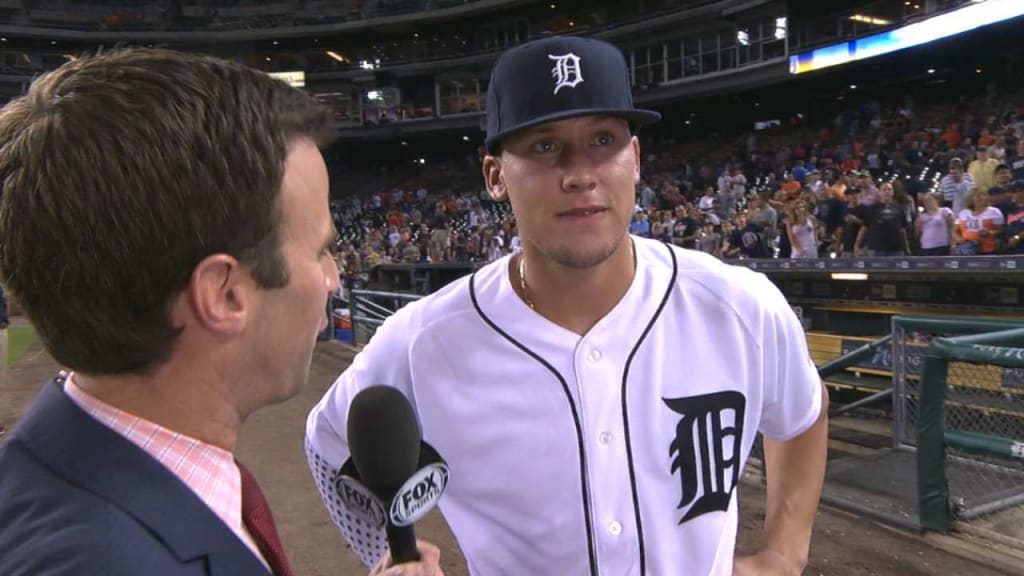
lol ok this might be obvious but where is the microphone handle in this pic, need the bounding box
[385,522,421,564]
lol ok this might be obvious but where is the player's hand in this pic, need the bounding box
[732,549,803,576]
[370,541,445,576]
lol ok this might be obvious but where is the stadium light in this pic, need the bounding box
[774,17,787,40]
[832,273,869,281]
[849,14,892,25]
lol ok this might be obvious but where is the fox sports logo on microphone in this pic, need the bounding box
[389,462,449,527]
[335,475,387,529]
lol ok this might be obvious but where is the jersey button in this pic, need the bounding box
[599,432,612,445]
[608,521,622,536]
[588,348,602,362]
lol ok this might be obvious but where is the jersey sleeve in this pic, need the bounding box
[755,274,823,441]
[304,311,418,568]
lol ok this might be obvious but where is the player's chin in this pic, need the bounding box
[550,237,623,269]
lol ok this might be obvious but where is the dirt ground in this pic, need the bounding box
[2,334,1022,576]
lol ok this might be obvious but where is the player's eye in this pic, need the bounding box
[592,132,615,146]
[531,138,560,154]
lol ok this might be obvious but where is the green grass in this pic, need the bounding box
[6,325,35,368]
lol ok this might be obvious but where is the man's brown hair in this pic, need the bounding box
[0,48,335,375]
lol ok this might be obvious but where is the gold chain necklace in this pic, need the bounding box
[518,238,636,310]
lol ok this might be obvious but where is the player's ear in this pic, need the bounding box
[632,135,641,185]
[483,155,508,202]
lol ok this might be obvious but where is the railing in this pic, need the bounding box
[346,288,423,346]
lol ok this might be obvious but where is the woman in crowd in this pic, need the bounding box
[953,187,1005,255]
[915,192,955,255]
[787,201,819,259]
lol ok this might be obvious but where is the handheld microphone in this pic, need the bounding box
[345,386,448,564]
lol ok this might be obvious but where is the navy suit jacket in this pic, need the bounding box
[0,378,274,575]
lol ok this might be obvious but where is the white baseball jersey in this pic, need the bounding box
[306,235,822,576]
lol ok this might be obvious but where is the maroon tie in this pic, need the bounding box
[238,462,295,576]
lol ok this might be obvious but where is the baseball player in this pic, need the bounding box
[306,36,828,576]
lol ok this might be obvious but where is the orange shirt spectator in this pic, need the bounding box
[943,125,960,148]
[387,212,406,227]
[781,179,802,197]
[956,190,1005,254]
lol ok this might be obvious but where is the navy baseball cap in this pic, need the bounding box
[484,36,661,154]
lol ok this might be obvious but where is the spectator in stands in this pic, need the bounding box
[816,184,847,255]
[721,167,744,219]
[428,201,450,263]
[723,212,770,259]
[780,172,802,200]
[638,179,656,209]
[671,204,699,249]
[696,219,722,257]
[989,164,1015,214]
[748,193,778,241]
[787,201,818,259]
[509,226,524,253]
[649,210,668,242]
[1009,140,1024,181]
[1002,182,1024,254]
[629,211,650,238]
[485,236,503,262]
[953,187,1005,255]
[791,160,807,185]
[855,182,911,257]
[968,145,999,193]
[856,171,880,205]
[806,169,825,200]
[401,241,421,263]
[989,186,1014,217]
[915,192,955,256]
[698,185,716,212]
[762,171,780,196]
[939,157,974,213]
[993,163,1012,190]
[465,228,482,260]
[989,135,1008,162]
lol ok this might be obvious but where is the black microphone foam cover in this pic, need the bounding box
[347,386,422,496]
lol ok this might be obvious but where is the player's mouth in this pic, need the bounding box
[557,206,608,221]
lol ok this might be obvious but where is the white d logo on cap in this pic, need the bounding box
[548,52,584,95]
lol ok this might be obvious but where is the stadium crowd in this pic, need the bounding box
[330,88,1024,286]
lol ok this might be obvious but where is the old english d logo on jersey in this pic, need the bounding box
[548,52,583,94]
[663,391,746,524]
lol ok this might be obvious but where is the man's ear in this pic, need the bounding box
[185,253,251,336]
[482,154,508,202]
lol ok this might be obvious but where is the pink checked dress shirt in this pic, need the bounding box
[63,373,269,570]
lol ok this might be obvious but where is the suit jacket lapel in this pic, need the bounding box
[17,379,272,576]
